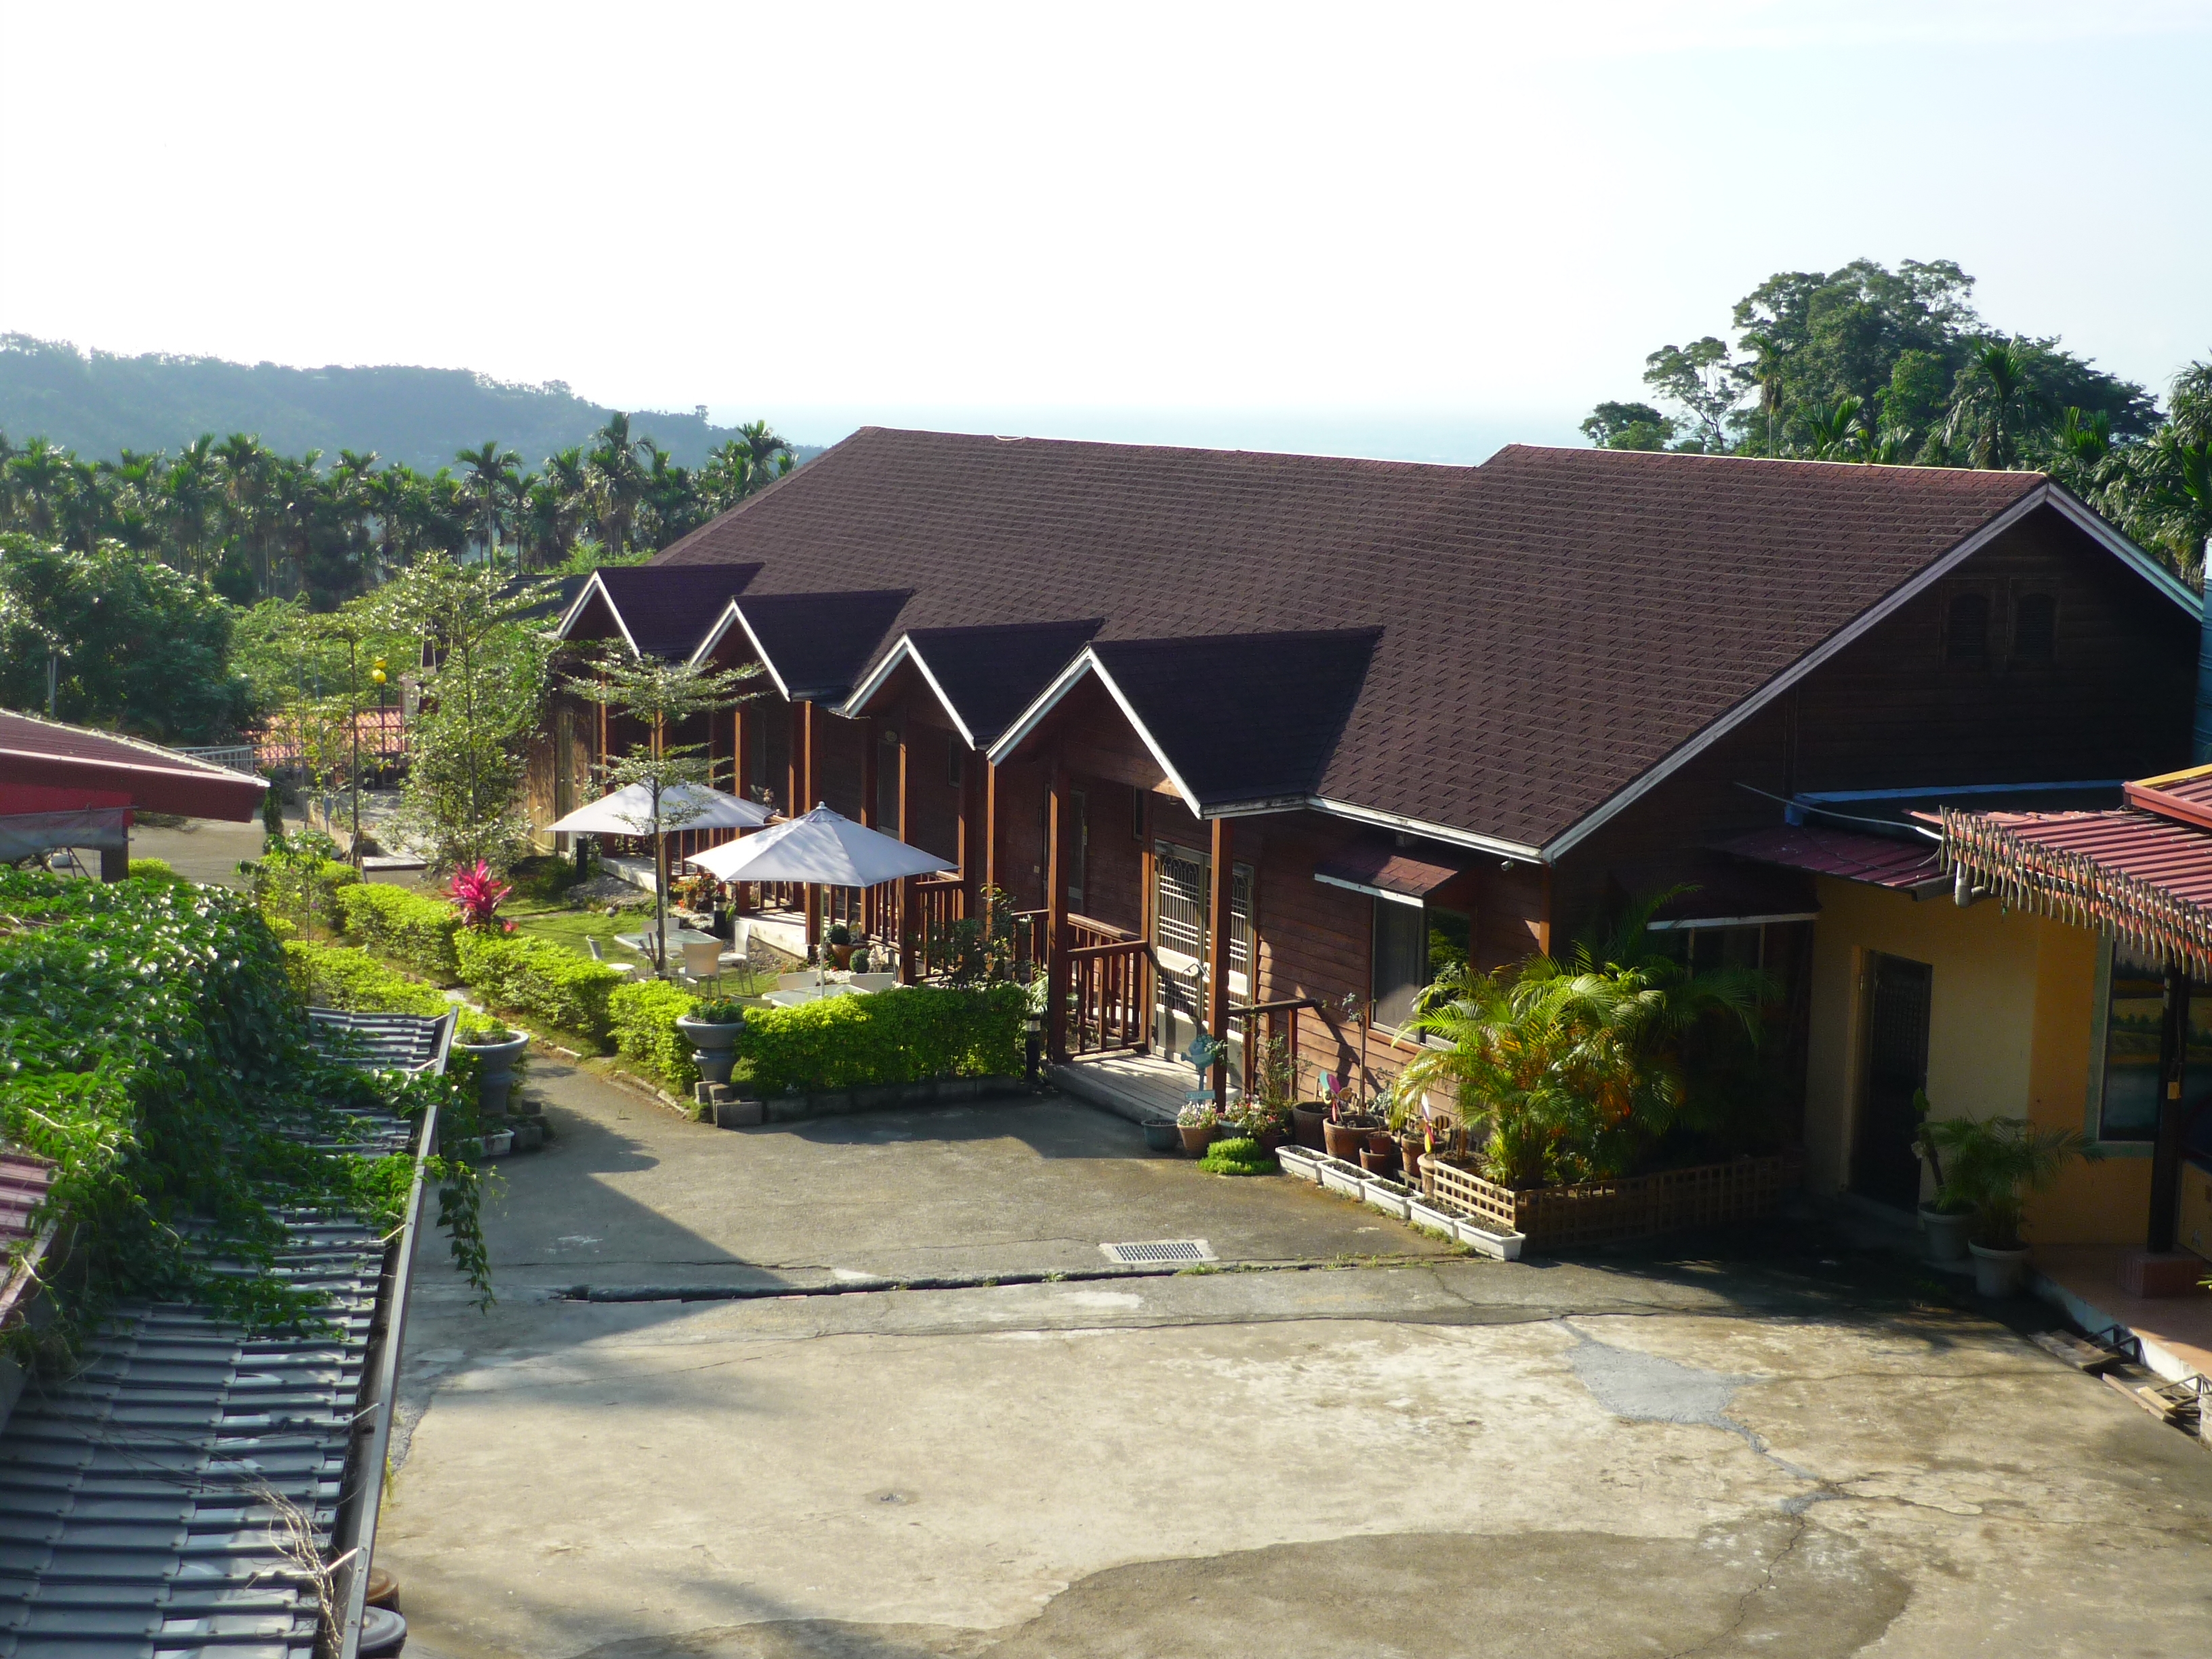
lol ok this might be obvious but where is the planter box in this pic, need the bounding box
[1275,1145,1324,1183]
[1452,1218,1525,1261]
[1318,1158,1368,1198]
[1424,1151,1803,1251]
[1362,1178,1412,1221]
[1406,1198,1464,1237]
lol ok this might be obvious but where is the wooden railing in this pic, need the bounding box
[1229,997,1322,1097]
[905,876,967,980]
[1069,938,1151,1055]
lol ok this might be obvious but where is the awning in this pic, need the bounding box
[1942,802,2212,979]
[1314,836,1467,908]
[0,710,267,821]
[1717,823,1946,895]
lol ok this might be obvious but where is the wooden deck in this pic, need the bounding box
[1050,1051,1229,1127]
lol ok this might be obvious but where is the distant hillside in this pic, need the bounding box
[0,334,823,472]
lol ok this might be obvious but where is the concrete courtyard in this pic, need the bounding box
[382,1064,2212,1659]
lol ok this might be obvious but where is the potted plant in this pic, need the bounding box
[1910,1089,1975,1266]
[454,1016,529,1116]
[676,996,748,1086]
[1176,1099,1220,1155]
[826,922,855,970]
[850,945,872,975]
[1921,1113,2097,1296]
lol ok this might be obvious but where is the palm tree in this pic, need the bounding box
[1946,337,2041,470]
[542,445,590,556]
[586,415,647,556]
[1798,396,1866,461]
[6,436,73,538]
[457,441,521,574]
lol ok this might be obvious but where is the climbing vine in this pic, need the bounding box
[0,870,491,1339]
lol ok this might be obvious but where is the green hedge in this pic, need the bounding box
[609,980,701,1093]
[285,941,451,1017]
[737,983,1025,1096]
[338,882,462,978]
[455,929,623,1045]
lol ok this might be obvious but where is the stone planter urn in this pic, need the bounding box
[1919,1204,1974,1266]
[455,1031,529,1118]
[1969,1240,2030,1298]
[676,1015,745,1086]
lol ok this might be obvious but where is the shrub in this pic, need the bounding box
[1197,1136,1275,1176]
[338,882,462,977]
[285,941,451,1017]
[609,979,701,1092]
[127,857,187,886]
[455,929,623,1045]
[737,983,1025,1096]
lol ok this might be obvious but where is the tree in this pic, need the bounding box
[1640,337,1740,452]
[1945,337,2043,470]
[457,441,521,573]
[565,645,760,972]
[369,554,556,872]
[0,533,252,741]
[586,414,648,556]
[1579,401,1676,451]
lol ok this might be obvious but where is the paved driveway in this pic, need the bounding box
[383,1065,2212,1659]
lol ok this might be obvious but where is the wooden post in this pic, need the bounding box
[1208,815,1233,1108]
[983,760,999,900]
[897,729,916,982]
[799,701,819,956]
[861,721,880,940]
[2151,961,2191,1252]
[1138,788,1155,1054]
[1046,765,1069,1062]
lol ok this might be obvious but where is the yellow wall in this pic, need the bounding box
[1803,876,2152,1245]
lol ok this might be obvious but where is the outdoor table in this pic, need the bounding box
[614,926,720,956]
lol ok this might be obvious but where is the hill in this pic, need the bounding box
[0,334,822,472]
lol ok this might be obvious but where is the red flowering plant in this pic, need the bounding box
[448,860,516,933]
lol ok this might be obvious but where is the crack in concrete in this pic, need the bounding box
[1659,1509,1814,1659]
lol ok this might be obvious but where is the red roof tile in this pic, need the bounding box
[0,711,267,821]
[1719,824,1947,892]
[645,430,2058,847]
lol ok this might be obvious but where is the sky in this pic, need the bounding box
[1,1,2207,462]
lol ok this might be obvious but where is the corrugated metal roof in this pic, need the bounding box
[1718,824,1946,893]
[0,1012,451,1659]
[0,713,268,824]
[306,1010,454,1077]
[1966,808,2212,909]
[0,1155,55,1261]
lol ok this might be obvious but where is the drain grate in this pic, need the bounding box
[1099,1238,1215,1265]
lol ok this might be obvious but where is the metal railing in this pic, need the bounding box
[173,742,259,776]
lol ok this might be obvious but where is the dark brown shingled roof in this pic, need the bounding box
[1088,630,1378,810]
[581,565,762,658]
[874,619,1105,747]
[647,428,2071,848]
[729,590,912,701]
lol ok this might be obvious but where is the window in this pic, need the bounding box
[2092,947,2212,1143]
[876,728,901,832]
[2013,592,2056,664]
[1068,789,1088,909]
[1372,901,1469,1029]
[946,733,964,788]
[1654,923,1765,974]
[1945,592,1989,665]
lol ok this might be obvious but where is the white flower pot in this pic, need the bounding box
[1319,1160,1368,1198]
[1362,1179,1412,1221]
[1969,1241,2030,1297]
[1919,1205,1974,1266]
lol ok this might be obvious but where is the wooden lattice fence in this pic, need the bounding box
[1423,1152,1803,1250]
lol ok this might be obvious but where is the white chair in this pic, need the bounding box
[679,939,723,991]
[586,936,640,980]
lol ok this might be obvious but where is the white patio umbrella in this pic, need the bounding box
[548,783,773,975]
[683,803,954,886]
[546,781,771,836]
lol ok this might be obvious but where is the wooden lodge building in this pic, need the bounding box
[531,428,2200,1153]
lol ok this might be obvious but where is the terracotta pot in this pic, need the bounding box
[1258,1128,1288,1153]
[1322,1120,1365,1161]
[1359,1145,1397,1176]
[1399,1135,1425,1189]
[1179,1122,1217,1155]
[1291,1104,1328,1149]
[830,943,855,969]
